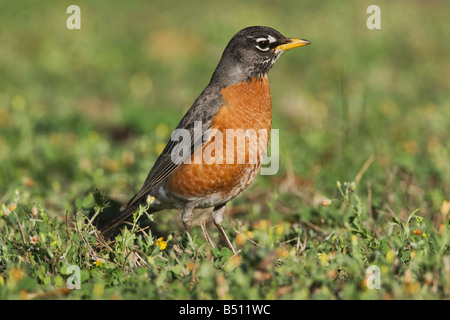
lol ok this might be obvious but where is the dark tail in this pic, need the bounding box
[98,202,141,236]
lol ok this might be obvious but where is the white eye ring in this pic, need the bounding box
[255,38,270,51]
[267,35,277,43]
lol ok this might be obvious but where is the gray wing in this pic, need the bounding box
[121,86,224,211]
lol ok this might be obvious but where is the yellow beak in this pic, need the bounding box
[275,38,311,51]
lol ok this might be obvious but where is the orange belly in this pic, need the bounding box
[166,76,272,202]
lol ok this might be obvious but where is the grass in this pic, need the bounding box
[0,0,449,300]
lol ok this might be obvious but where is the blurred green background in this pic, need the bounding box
[0,0,449,300]
[1,0,448,213]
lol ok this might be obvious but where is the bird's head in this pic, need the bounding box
[211,26,310,86]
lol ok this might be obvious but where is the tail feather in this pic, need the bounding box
[120,194,137,211]
[98,202,140,236]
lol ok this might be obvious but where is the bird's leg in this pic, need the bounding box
[212,204,237,255]
[181,202,195,234]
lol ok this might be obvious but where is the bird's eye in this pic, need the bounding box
[255,38,270,51]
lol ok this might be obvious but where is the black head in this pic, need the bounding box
[210,26,310,87]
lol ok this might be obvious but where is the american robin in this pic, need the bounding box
[100,26,310,254]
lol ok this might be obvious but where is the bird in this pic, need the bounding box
[99,26,310,254]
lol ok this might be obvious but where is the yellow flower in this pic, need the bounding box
[276,224,284,235]
[321,199,332,207]
[386,250,394,263]
[10,268,25,282]
[236,233,247,246]
[146,195,155,205]
[94,259,103,267]
[9,203,17,212]
[318,253,329,266]
[254,219,270,231]
[155,237,167,250]
[405,282,421,295]
[276,248,289,258]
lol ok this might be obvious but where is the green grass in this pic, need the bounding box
[0,0,449,299]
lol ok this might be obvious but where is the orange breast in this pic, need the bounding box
[166,76,272,202]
